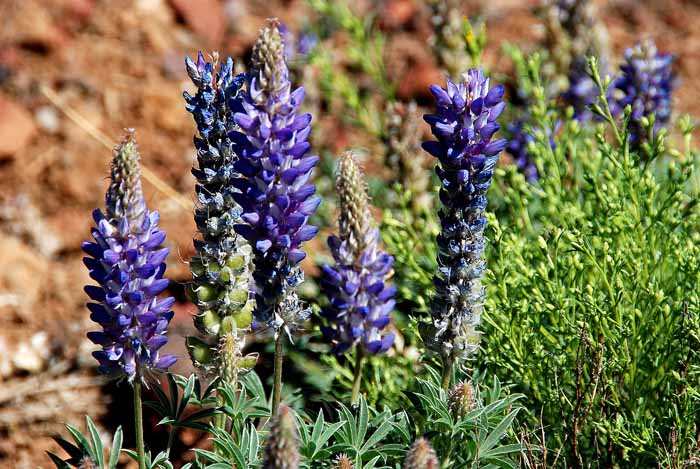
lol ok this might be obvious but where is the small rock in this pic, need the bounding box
[0,94,35,158]
[169,0,225,44]
[35,106,60,134]
[379,0,419,30]
[0,235,48,318]
[13,342,44,373]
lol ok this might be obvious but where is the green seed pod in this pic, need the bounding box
[228,289,250,309]
[195,284,218,303]
[234,308,253,329]
[186,336,213,365]
[196,310,221,335]
[190,257,205,277]
[227,254,247,271]
[238,353,258,371]
[404,438,439,469]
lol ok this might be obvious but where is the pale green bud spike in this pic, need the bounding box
[262,404,300,469]
[337,151,373,256]
[251,19,288,98]
[106,128,146,224]
[404,438,439,469]
[217,329,257,386]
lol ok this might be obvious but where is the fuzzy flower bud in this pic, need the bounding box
[231,21,320,334]
[385,101,431,214]
[183,51,255,382]
[421,70,506,363]
[448,380,475,419]
[262,404,300,469]
[82,130,176,381]
[320,152,396,354]
[428,0,470,78]
[404,438,439,469]
[333,454,354,469]
[610,40,676,145]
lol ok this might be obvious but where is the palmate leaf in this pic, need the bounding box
[47,417,123,469]
[123,449,174,469]
[146,373,221,431]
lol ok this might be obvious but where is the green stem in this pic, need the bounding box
[166,427,174,457]
[133,380,146,469]
[351,349,365,405]
[441,357,453,391]
[214,392,226,432]
[271,333,284,416]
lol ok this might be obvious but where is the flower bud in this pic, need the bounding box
[404,438,439,469]
[262,404,300,469]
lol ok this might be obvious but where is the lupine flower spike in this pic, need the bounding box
[428,0,471,78]
[81,130,174,469]
[422,69,506,389]
[231,20,320,413]
[183,51,257,393]
[404,438,440,469]
[262,404,300,469]
[543,0,609,119]
[610,39,676,146]
[82,129,176,382]
[320,152,396,403]
[385,101,431,215]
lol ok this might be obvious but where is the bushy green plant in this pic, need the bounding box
[482,56,700,466]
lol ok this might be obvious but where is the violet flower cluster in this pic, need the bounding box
[506,121,539,183]
[183,52,257,381]
[506,120,560,183]
[610,39,675,144]
[230,22,320,333]
[320,152,396,355]
[82,131,176,381]
[422,69,506,363]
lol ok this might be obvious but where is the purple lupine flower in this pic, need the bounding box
[231,22,320,333]
[506,121,539,183]
[561,63,600,121]
[506,120,559,183]
[82,130,176,381]
[421,69,506,362]
[320,152,396,354]
[278,23,317,62]
[610,40,676,145]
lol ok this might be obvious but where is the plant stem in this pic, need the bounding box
[133,380,146,469]
[166,427,174,457]
[441,357,452,390]
[351,349,365,405]
[271,333,284,416]
[214,392,226,432]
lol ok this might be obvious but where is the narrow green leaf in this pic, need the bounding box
[108,426,123,469]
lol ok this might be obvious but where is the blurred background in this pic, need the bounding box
[1,0,699,467]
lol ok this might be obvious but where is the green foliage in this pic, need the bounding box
[47,416,123,469]
[481,54,700,466]
[410,371,525,468]
[146,373,220,432]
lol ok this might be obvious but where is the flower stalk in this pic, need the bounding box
[421,70,506,386]
[133,379,146,469]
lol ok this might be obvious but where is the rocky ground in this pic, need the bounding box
[1,0,699,467]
